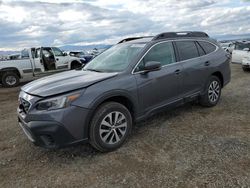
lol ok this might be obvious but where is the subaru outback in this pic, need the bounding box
[17,31,231,152]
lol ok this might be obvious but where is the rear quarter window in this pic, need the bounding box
[198,41,217,54]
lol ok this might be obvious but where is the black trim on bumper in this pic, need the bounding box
[18,117,87,149]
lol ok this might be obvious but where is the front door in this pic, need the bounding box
[32,48,45,73]
[134,41,182,114]
[51,47,69,70]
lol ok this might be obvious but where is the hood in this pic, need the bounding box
[22,70,118,97]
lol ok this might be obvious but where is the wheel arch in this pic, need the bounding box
[0,67,21,78]
[70,60,82,69]
[83,91,138,139]
[211,71,224,87]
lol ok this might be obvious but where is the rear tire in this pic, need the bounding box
[89,102,132,152]
[1,72,20,87]
[199,76,221,107]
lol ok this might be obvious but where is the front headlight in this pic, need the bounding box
[36,92,81,111]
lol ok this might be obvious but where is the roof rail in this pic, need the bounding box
[152,31,209,40]
[117,37,144,44]
[117,36,153,44]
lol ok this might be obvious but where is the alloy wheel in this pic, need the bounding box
[208,80,220,103]
[99,111,127,145]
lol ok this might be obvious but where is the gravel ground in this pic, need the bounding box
[0,64,249,188]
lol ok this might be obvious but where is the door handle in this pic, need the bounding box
[204,61,210,66]
[174,69,181,75]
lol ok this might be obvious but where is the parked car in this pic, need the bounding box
[220,42,231,52]
[231,41,250,64]
[68,51,93,64]
[0,47,83,87]
[17,31,231,152]
[242,48,250,71]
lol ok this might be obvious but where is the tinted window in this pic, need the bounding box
[135,42,176,72]
[198,41,216,54]
[196,42,206,56]
[176,41,199,61]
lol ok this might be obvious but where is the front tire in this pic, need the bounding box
[242,66,250,72]
[199,76,221,107]
[1,72,20,87]
[89,102,132,152]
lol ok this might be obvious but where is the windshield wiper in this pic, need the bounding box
[85,68,103,73]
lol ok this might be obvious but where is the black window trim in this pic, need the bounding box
[132,39,218,74]
[197,40,217,55]
[195,41,206,56]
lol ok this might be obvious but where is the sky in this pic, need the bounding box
[0,0,250,51]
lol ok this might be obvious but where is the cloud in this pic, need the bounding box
[0,0,250,50]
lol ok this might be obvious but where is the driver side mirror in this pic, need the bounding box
[143,61,161,73]
[243,48,250,52]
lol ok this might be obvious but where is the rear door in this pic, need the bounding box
[134,41,183,114]
[175,40,213,97]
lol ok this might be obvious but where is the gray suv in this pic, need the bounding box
[18,32,231,152]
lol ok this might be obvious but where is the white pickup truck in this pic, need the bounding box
[231,41,250,71]
[0,47,83,87]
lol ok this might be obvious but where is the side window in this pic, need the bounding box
[21,49,29,59]
[52,47,64,56]
[198,41,216,54]
[195,42,206,56]
[35,48,40,58]
[135,42,176,72]
[176,41,199,61]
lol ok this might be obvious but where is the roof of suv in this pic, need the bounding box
[118,31,210,44]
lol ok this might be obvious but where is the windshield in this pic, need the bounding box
[84,43,145,72]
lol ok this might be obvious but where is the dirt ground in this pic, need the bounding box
[0,64,249,188]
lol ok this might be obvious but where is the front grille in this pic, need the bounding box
[19,98,31,114]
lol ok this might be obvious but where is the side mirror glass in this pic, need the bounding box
[143,61,161,72]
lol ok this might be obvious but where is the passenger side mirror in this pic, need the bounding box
[243,48,250,52]
[143,61,161,72]
[63,52,68,56]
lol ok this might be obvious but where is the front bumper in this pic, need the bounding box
[18,117,87,149]
[17,103,91,149]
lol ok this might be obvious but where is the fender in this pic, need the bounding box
[0,67,21,78]
[89,89,139,113]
